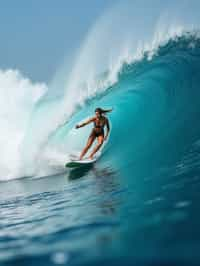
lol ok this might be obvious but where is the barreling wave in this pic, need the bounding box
[1,31,200,180]
[50,31,200,175]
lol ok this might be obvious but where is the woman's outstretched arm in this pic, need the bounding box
[76,117,95,129]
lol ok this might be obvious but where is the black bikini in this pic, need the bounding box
[90,119,105,138]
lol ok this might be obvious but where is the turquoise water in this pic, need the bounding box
[1,34,200,265]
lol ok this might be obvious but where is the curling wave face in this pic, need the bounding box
[53,32,200,174]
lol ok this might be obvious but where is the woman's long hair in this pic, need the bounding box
[95,107,113,115]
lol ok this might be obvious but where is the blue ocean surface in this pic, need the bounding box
[1,33,200,266]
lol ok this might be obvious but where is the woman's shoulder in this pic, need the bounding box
[88,116,96,122]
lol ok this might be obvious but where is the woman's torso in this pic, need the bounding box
[93,116,106,133]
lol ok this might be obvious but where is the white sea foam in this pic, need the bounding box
[0,69,47,180]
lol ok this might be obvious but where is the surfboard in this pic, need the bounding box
[65,155,97,168]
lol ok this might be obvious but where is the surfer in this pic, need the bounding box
[75,107,112,160]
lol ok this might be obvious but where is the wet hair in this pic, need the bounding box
[95,107,112,115]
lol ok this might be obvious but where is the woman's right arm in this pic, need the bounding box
[76,117,95,129]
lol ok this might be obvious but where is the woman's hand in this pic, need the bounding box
[75,124,80,129]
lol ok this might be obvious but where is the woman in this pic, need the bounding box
[75,107,112,160]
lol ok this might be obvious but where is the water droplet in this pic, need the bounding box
[51,252,69,265]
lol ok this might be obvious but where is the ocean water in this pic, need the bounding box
[0,33,200,266]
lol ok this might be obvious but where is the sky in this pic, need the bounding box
[0,0,199,84]
[0,0,116,82]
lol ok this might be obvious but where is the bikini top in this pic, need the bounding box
[94,118,105,129]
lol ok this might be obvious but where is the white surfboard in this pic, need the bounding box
[65,155,98,168]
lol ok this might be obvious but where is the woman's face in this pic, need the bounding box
[95,111,101,118]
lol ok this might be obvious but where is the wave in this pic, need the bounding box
[58,32,200,173]
[1,31,200,181]
[1,1,200,180]
[41,32,200,180]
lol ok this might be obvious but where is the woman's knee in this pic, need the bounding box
[98,137,104,145]
[98,140,103,146]
[86,142,91,149]
[87,138,94,147]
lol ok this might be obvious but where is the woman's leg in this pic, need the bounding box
[79,134,96,160]
[89,135,104,159]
